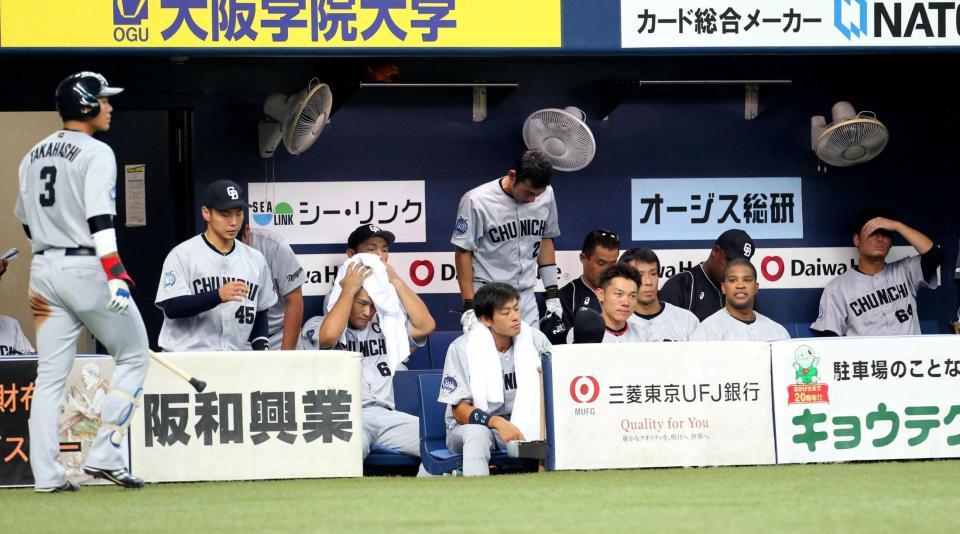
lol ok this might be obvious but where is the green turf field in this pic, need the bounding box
[3,461,959,532]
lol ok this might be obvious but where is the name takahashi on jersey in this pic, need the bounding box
[29,141,82,163]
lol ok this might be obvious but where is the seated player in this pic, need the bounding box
[691,259,790,342]
[620,248,699,341]
[438,283,552,476]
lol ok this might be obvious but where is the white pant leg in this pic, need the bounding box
[446,424,496,476]
[28,259,84,489]
[519,289,539,327]
[372,408,420,458]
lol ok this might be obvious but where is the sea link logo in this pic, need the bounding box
[835,0,868,40]
[251,201,295,226]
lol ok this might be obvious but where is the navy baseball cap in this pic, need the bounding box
[348,224,396,250]
[716,229,755,261]
[202,180,250,211]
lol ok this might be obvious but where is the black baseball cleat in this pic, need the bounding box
[83,466,144,489]
[35,480,80,493]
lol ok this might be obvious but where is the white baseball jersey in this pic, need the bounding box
[451,178,560,291]
[438,330,552,430]
[691,308,790,342]
[156,235,277,352]
[247,228,306,348]
[298,314,423,410]
[0,316,36,356]
[14,130,115,252]
[632,302,701,342]
[811,256,936,336]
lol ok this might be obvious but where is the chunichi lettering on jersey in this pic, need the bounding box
[848,283,909,316]
[488,219,547,244]
[191,276,261,301]
[345,338,387,357]
[30,141,82,164]
[503,372,517,390]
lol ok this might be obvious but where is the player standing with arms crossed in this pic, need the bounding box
[15,72,147,491]
[452,149,561,328]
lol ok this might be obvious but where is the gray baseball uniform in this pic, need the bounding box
[451,178,561,326]
[247,228,306,350]
[632,302,701,342]
[811,256,936,336]
[299,313,424,458]
[438,330,551,476]
[691,309,790,342]
[155,235,277,352]
[15,129,150,489]
[0,316,36,355]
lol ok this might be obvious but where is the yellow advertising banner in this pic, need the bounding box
[0,0,561,48]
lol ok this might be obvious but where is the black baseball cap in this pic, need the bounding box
[348,224,396,250]
[716,229,755,261]
[202,180,250,211]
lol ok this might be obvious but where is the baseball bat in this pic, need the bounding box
[149,351,207,393]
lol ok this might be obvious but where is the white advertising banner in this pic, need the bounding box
[621,0,960,49]
[772,337,960,464]
[131,351,363,482]
[248,181,426,245]
[298,247,927,296]
[547,342,775,470]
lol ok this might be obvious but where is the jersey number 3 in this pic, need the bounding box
[39,166,57,207]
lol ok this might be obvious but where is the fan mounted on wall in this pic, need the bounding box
[811,101,888,168]
[522,107,597,172]
[258,78,333,158]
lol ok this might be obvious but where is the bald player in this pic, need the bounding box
[812,209,941,337]
[620,248,700,341]
[15,71,147,490]
[299,224,435,462]
[452,149,561,328]
[156,180,277,352]
[242,224,305,350]
[691,259,789,342]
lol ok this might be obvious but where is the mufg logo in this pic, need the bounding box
[114,0,148,25]
[835,0,868,40]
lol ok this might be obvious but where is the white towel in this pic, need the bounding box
[466,322,542,440]
[327,254,408,373]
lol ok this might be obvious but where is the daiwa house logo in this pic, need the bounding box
[835,0,868,40]
[114,0,148,25]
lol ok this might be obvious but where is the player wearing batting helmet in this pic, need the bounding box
[16,72,148,490]
[811,208,942,337]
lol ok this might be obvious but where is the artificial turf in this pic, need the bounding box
[3,460,958,533]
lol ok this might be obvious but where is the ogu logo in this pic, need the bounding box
[835,0,868,40]
[114,0,148,25]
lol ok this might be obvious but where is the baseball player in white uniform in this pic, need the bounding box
[811,210,941,337]
[0,316,35,356]
[299,225,435,461]
[439,283,552,476]
[576,263,647,343]
[156,180,277,352]
[242,225,306,350]
[15,72,148,491]
[452,150,561,328]
[621,248,700,342]
[691,259,790,342]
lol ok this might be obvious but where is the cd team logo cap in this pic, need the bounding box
[202,180,250,211]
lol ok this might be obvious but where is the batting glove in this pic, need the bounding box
[107,279,132,314]
[460,309,479,335]
[545,297,563,318]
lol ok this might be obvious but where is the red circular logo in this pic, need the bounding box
[409,260,435,287]
[761,255,785,282]
[569,376,600,403]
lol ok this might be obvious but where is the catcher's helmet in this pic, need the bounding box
[55,72,123,121]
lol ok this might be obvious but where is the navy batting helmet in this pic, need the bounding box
[55,72,123,121]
